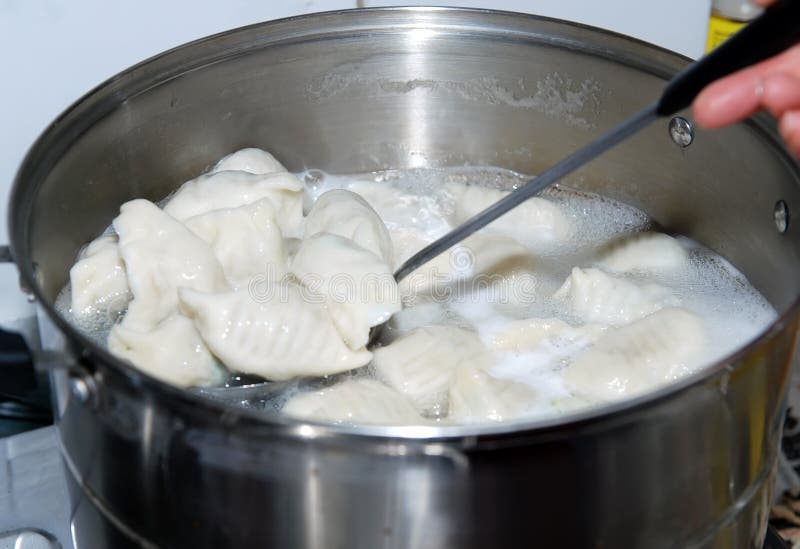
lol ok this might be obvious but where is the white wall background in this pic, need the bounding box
[0,0,711,322]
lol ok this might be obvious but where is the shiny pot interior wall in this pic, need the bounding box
[11,9,800,313]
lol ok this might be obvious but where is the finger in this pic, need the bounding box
[692,70,764,128]
[779,110,800,157]
[692,45,800,128]
[753,0,775,6]
[762,73,800,118]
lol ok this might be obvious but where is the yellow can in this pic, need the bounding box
[706,14,748,52]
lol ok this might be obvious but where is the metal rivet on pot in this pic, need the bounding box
[774,200,789,233]
[669,117,694,147]
[69,374,97,408]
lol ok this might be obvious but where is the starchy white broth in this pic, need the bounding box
[56,148,777,426]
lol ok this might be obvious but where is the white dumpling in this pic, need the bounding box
[490,317,603,354]
[113,199,228,331]
[564,307,706,401]
[396,240,467,300]
[461,233,538,311]
[385,300,450,335]
[282,378,425,425]
[348,180,452,237]
[108,314,223,387]
[163,170,304,237]
[184,199,286,289]
[448,366,538,423]
[446,182,571,246]
[69,235,130,316]
[390,227,433,270]
[553,267,678,325]
[304,189,394,264]
[398,233,537,309]
[598,232,688,274]
[290,233,401,350]
[465,233,537,277]
[211,147,287,175]
[373,326,490,411]
[397,233,520,290]
[178,284,372,381]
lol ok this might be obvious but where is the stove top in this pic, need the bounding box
[0,427,70,548]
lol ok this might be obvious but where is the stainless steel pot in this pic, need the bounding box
[6,8,800,549]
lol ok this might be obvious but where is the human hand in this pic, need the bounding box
[692,0,800,156]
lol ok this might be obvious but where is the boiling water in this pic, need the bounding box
[56,167,778,423]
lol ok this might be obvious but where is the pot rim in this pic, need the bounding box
[10,6,800,442]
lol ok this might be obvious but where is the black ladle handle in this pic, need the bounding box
[657,0,800,116]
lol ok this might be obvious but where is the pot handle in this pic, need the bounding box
[0,245,76,400]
